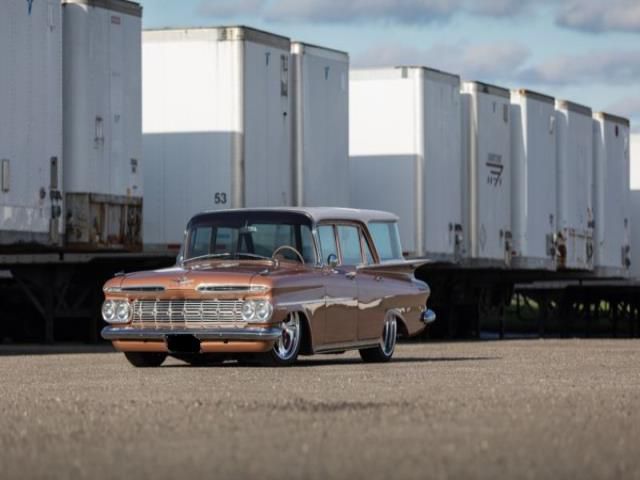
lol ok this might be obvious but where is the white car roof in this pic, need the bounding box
[196,207,399,224]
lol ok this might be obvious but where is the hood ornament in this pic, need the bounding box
[172,275,193,286]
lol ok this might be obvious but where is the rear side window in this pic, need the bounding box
[337,225,363,265]
[369,222,403,261]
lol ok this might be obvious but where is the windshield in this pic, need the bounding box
[184,211,317,264]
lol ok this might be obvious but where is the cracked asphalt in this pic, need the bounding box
[1,339,639,479]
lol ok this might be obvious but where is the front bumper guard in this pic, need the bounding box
[422,309,436,325]
[101,325,283,342]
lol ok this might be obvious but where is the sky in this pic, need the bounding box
[140,0,640,133]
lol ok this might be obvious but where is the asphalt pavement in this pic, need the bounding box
[1,339,639,479]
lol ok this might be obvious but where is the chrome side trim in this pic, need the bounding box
[102,326,282,342]
[196,284,267,293]
[315,339,380,354]
[196,283,269,293]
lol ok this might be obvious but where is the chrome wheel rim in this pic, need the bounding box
[381,314,397,356]
[274,312,301,360]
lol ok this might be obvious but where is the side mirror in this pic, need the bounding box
[327,253,339,269]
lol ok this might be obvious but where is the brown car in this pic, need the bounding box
[101,208,435,367]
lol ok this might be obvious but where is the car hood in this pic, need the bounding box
[107,261,308,292]
[113,264,274,291]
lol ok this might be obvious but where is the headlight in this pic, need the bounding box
[102,300,131,324]
[101,300,116,322]
[241,299,273,322]
[116,301,131,323]
[255,300,273,321]
[241,300,256,321]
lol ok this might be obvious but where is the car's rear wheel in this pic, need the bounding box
[124,352,167,368]
[359,313,397,363]
[260,312,302,366]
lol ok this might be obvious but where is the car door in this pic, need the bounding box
[354,231,388,341]
[317,223,359,346]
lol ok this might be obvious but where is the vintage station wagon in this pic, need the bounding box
[101,208,435,366]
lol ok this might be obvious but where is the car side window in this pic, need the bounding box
[317,225,338,264]
[337,225,363,266]
[369,222,403,261]
[362,235,375,264]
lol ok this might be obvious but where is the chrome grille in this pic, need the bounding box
[131,299,244,323]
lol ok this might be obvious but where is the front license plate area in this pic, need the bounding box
[166,334,201,354]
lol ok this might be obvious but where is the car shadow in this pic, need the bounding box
[294,356,500,367]
[162,355,500,368]
[0,344,115,356]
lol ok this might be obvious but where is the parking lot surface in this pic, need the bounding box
[1,339,639,479]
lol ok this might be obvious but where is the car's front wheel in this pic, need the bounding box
[124,352,167,368]
[359,313,397,363]
[260,312,302,366]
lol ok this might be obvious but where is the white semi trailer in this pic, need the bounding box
[632,134,640,279]
[349,67,463,261]
[0,0,63,247]
[555,100,594,271]
[510,89,557,270]
[62,0,143,249]
[142,27,292,250]
[592,112,631,277]
[291,42,349,208]
[461,81,512,267]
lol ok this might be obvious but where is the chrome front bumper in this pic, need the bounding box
[101,325,283,342]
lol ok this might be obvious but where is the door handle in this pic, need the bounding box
[375,276,382,282]
[345,271,357,280]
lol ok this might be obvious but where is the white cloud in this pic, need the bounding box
[607,96,640,132]
[195,0,640,33]
[196,0,540,24]
[519,49,640,86]
[556,0,640,33]
[197,0,267,18]
[265,0,461,24]
[354,41,531,82]
[468,0,531,16]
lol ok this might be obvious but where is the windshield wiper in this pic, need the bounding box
[183,252,274,265]
[233,252,273,261]
[182,253,232,264]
